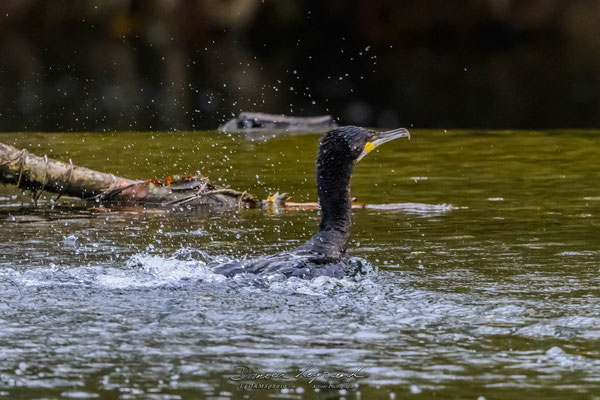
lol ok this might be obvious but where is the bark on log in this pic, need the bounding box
[0,142,265,208]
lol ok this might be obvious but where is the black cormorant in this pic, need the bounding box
[213,125,410,279]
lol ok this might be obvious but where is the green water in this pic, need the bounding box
[1,130,599,399]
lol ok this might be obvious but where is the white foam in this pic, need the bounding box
[96,253,227,289]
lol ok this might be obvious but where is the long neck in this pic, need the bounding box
[317,162,353,235]
[295,148,354,258]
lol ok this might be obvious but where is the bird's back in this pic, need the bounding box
[211,249,358,279]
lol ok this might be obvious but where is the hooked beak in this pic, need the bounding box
[357,128,410,162]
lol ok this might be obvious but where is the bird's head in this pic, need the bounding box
[318,125,410,166]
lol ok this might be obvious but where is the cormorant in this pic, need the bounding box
[213,125,410,279]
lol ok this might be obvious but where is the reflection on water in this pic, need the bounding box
[0,130,599,399]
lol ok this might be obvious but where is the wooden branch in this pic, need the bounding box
[0,142,260,208]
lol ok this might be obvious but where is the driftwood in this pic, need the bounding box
[0,142,272,209]
[219,112,337,133]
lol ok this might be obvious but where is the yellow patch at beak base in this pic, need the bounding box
[364,141,375,153]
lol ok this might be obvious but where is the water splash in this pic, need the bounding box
[0,249,376,292]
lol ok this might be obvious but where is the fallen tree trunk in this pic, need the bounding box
[0,142,266,208]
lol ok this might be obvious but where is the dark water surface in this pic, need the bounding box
[1,130,599,399]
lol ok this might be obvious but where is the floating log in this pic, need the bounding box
[219,112,337,133]
[0,142,268,208]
